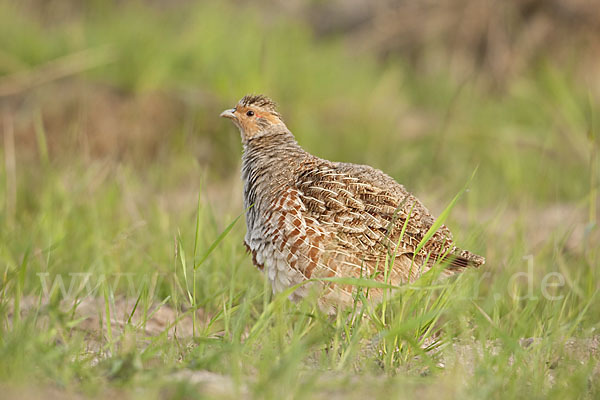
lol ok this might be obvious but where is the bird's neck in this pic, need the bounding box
[241,130,307,224]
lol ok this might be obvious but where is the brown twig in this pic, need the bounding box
[3,111,16,226]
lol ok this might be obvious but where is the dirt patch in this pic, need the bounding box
[7,295,209,340]
[442,336,600,383]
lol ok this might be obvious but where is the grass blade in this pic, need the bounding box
[194,208,248,270]
[413,166,479,257]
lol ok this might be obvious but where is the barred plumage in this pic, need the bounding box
[220,95,485,309]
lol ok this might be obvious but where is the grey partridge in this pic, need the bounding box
[220,94,484,307]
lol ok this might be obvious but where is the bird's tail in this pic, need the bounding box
[440,248,485,273]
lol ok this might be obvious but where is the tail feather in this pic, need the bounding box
[440,249,485,273]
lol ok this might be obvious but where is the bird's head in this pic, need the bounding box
[220,94,286,143]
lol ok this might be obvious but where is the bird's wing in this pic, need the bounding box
[294,160,457,265]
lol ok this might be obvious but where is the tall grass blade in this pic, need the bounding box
[13,249,30,327]
[413,167,479,257]
[194,208,248,270]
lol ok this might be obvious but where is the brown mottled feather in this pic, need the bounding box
[221,94,485,308]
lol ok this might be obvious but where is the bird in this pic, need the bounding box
[220,94,484,309]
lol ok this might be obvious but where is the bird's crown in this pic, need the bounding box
[239,94,281,118]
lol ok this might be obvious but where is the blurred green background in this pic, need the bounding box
[0,1,599,399]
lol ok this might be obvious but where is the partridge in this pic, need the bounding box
[220,95,484,307]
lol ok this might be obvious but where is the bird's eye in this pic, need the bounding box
[246,110,254,117]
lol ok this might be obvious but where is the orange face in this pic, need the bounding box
[220,98,283,143]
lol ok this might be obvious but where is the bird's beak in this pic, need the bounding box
[220,108,236,120]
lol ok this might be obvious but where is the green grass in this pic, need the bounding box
[1,1,599,399]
